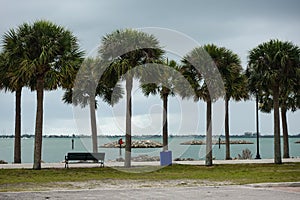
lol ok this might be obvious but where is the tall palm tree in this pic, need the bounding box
[0,27,32,163]
[140,59,178,151]
[6,20,83,169]
[99,29,164,167]
[63,58,123,153]
[219,49,248,160]
[248,39,300,164]
[182,44,225,166]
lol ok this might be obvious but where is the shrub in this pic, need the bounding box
[0,160,8,164]
[238,149,253,159]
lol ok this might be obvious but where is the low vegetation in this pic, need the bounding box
[237,149,253,159]
[0,163,299,192]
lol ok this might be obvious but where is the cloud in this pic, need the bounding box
[0,0,299,135]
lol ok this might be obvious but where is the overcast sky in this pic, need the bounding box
[0,0,299,136]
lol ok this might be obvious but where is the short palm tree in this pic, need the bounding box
[99,29,164,167]
[6,20,83,169]
[280,85,300,158]
[182,44,225,166]
[248,39,300,164]
[256,85,299,158]
[219,48,248,160]
[63,58,123,153]
[140,59,179,151]
[245,59,270,159]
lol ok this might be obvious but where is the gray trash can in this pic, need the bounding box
[160,151,172,166]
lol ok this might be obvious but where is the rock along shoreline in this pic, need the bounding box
[100,140,163,148]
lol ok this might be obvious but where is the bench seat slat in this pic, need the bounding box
[65,152,105,168]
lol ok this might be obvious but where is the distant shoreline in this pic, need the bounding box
[0,134,300,139]
[180,140,254,145]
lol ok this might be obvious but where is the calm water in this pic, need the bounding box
[0,136,300,163]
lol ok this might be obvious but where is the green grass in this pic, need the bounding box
[0,163,299,192]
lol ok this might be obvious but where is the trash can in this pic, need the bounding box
[160,151,172,166]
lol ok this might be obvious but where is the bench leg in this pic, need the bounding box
[100,161,104,168]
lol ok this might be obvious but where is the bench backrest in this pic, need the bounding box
[67,152,105,161]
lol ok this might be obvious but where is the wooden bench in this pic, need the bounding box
[65,152,105,168]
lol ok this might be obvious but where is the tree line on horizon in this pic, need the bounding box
[2,133,300,138]
[0,20,299,169]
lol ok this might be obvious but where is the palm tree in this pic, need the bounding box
[257,86,299,158]
[0,27,32,163]
[248,39,300,164]
[99,29,164,167]
[245,63,265,159]
[63,58,99,154]
[63,58,123,153]
[280,87,300,158]
[6,20,83,169]
[182,44,225,166]
[219,49,248,160]
[140,59,179,151]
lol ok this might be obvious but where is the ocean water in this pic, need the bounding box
[0,136,299,163]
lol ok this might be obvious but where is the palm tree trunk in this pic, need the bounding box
[273,84,282,164]
[162,92,168,151]
[281,106,289,158]
[255,93,261,159]
[14,88,22,163]
[33,77,44,170]
[225,97,231,160]
[89,94,98,153]
[125,75,132,168]
[206,100,213,166]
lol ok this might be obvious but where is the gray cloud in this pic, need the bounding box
[0,0,299,135]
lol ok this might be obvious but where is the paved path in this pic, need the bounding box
[0,184,299,200]
[1,158,300,169]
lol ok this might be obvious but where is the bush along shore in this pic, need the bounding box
[180,140,254,145]
[100,140,163,148]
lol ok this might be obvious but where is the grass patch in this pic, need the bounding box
[0,163,299,192]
